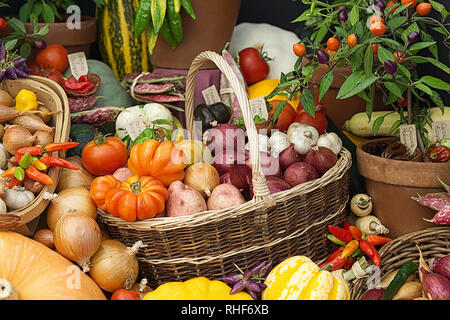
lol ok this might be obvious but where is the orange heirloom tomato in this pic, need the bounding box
[326,37,340,51]
[370,21,386,36]
[347,34,358,47]
[90,175,121,211]
[401,0,417,9]
[394,51,407,63]
[128,139,186,187]
[105,175,169,222]
[416,3,431,16]
[293,43,306,57]
[371,43,379,54]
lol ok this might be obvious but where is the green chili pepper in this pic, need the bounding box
[147,23,159,55]
[326,234,348,246]
[159,16,177,49]
[19,152,32,170]
[151,0,167,34]
[14,166,25,181]
[167,0,183,44]
[180,0,196,20]
[174,0,181,13]
[135,0,152,36]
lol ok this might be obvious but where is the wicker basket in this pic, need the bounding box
[0,76,70,236]
[351,227,450,300]
[98,51,352,288]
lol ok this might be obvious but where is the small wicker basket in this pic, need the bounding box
[0,76,70,235]
[350,227,450,300]
[98,51,352,288]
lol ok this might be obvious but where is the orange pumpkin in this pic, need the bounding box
[90,175,121,211]
[104,175,169,222]
[127,140,186,187]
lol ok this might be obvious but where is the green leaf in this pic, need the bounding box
[41,3,55,23]
[366,85,375,121]
[379,38,402,50]
[337,71,365,99]
[397,63,411,80]
[300,88,316,118]
[314,22,329,44]
[7,17,27,34]
[408,56,450,75]
[433,26,450,37]
[377,46,393,64]
[420,76,450,92]
[415,82,433,95]
[383,82,403,99]
[372,116,385,136]
[392,3,414,16]
[30,13,38,33]
[19,2,33,22]
[387,16,407,30]
[292,8,321,22]
[273,100,287,123]
[429,0,449,17]
[389,120,402,134]
[36,24,49,37]
[409,42,436,54]
[337,74,378,100]
[364,44,373,76]
[4,39,18,51]
[349,51,363,72]
[32,2,43,16]
[401,23,419,44]
[429,90,445,111]
[301,65,315,79]
[349,6,359,26]
[318,71,334,102]
[19,43,32,58]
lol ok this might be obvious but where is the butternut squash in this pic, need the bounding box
[0,231,106,300]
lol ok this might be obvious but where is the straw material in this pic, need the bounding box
[351,227,450,300]
[98,51,352,287]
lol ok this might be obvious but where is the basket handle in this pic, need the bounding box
[185,51,276,208]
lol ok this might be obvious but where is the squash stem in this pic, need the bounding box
[0,279,20,300]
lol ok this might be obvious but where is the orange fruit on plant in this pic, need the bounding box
[401,0,417,9]
[293,43,306,57]
[416,2,431,16]
[370,21,386,36]
[326,37,340,51]
[347,34,358,47]
[387,1,399,14]
[371,43,379,54]
[370,15,384,25]
[393,51,407,63]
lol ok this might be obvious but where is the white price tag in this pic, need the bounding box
[249,96,269,121]
[202,85,221,105]
[125,117,147,141]
[432,121,450,142]
[399,124,417,155]
[68,52,89,81]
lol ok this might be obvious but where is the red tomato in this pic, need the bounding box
[0,18,7,30]
[269,100,296,132]
[27,61,41,75]
[111,289,140,300]
[32,65,64,86]
[294,97,328,134]
[239,47,270,85]
[35,44,69,73]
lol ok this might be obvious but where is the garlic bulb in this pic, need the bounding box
[317,132,342,155]
[245,134,270,154]
[3,186,35,211]
[289,124,319,155]
[269,131,290,157]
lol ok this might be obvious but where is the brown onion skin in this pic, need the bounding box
[305,146,338,177]
[279,143,303,171]
[33,229,55,249]
[283,162,318,187]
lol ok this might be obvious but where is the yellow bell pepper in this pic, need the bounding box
[142,277,253,300]
[15,89,38,111]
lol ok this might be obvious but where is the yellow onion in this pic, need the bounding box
[56,157,94,192]
[32,130,54,146]
[0,179,8,198]
[2,125,36,154]
[33,229,55,249]
[54,212,102,272]
[89,239,143,293]
[131,278,152,299]
[46,187,98,230]
[183,163,220,197]
[37,106,52,123]
[0,90,13,107]
[11,114,54,134]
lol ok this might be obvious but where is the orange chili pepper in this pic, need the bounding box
[341,240,359,259]
[44,142,79,153]
[366,234,392,246]
[1,166,16,179]
[349,225,363,240]
[25,166,54,185]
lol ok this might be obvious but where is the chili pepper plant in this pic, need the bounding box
[268,0,450,152]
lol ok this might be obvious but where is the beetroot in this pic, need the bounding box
[283,162,318,187]
[70,106,125,127]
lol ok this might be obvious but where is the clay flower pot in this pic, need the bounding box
[357,137,450,238]
[150,0,242,70]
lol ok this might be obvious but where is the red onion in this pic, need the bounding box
[229,164,252,191]
[212,150,249,176]
[421,267,450,300]
[362,288,385,300]
[246,152,281,177]
[305,146,338,177]
[249,176,292,198]
[205,124,246,155]
[220,173,232,184]
[283,162,318,187]
[432,255,450,281]
[279,143,303,171]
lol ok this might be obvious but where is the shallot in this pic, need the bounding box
[305,146,338,176]
[283,162,318,187]
[420,267,450,300]
[279,143,302,171]
[33,229,55,249]
[432,255,450,281]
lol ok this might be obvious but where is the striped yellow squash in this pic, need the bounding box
[96,0,151,79]
[262,256,350,300]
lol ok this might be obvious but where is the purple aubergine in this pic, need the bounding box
[317,50,329,64]
[338,10,348,22]
[34,39,47,50]
[230,279,246,294]
[374,0,386,11]
[384,60,397,75]
[223,273,243,285]
[408,32,420,44]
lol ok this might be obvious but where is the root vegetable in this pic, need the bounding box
[32,130,54,146]
[229,164,252,192]
[305,146,338,176]
[0,124,4,140]
[283,162,318,187]
[432,255,450,281]
[184,163,220,197]
[250,176,292,198]
[166,181,207,217]
[279,143,302,171]
[2,125,36,154]
[3,186,35,210]
[0,198,6,215]
[23,178,44,194]
[355,215,389,235]
[56,156,94,192]
[33,229,55,249]
[420,267,450,300]
[0,90,13,107]
[392,281,423,300]
[0,179,7,198]
[11,114,54,134]
[316,132,342,155]
[37,106,52,123]
[0,144,9,170]
[207,184,246,211]
[350,194,373,217]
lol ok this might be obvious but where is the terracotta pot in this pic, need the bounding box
[356,137,450,238]
[150,0,242,70]
[0,16,97,58]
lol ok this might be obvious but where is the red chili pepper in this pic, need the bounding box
[25,166,54,185]
[348,225,363,240]
[320,255,348,271]
[323,247,345,264]
[360,239,381,266]
[328,225,352,242]
[429,145,450,162]
[40,156,80,170]
[366,234,392,246]
[343,257,355,271]
[8,177,22,188]
[63,75,94,94]
[343,221,351,230]
[44,142,80,153]
[16,146,45,163]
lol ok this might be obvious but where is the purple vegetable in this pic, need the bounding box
[258,283,267,290]
[133,83,175,94]
[317,50,330,64]
[13,57,27,68]
[229,164,252,192]
[250,261,268,275]
[374,0,386,11]
[14,68,29,78]
[408,31,420,44]
[262,262,273,277]
[338,10,348,22]
[384,60,397,75]
[6,67,18,80]
[34,39,47,50]
[0,42,6,61]
[248,290,258,300]
[230,279,245,294]
[362,288,385,300]
[246,280,261,292]
[68,95,100,112]
[223,273,243,285]
[421,267,450,300]
[432,255,450,280]
[284,162,318,187]
[124,72,186,84]
[70,106,125,127]
[133,92,185,103]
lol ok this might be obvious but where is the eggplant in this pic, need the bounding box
[194,102,231,130]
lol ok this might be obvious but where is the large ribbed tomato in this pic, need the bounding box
[90,175,122,211]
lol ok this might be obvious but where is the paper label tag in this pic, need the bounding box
[202,85,221,105]
[249,96,269,121]
[125,117,147,141]
[399,124,418,155]
[68,52,89,81]
[432,120,450,142]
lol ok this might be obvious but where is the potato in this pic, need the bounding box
[207,184,246,211]
[166,181,207,217]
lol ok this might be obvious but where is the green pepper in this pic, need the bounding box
[14,166,25,182]
[180,0,196,20]
[19,152,32,169]
[326,234,348,246]
[194,102,231,130]
[167,0,183,45]
[382,261,418,300]
[134,0,152,37]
